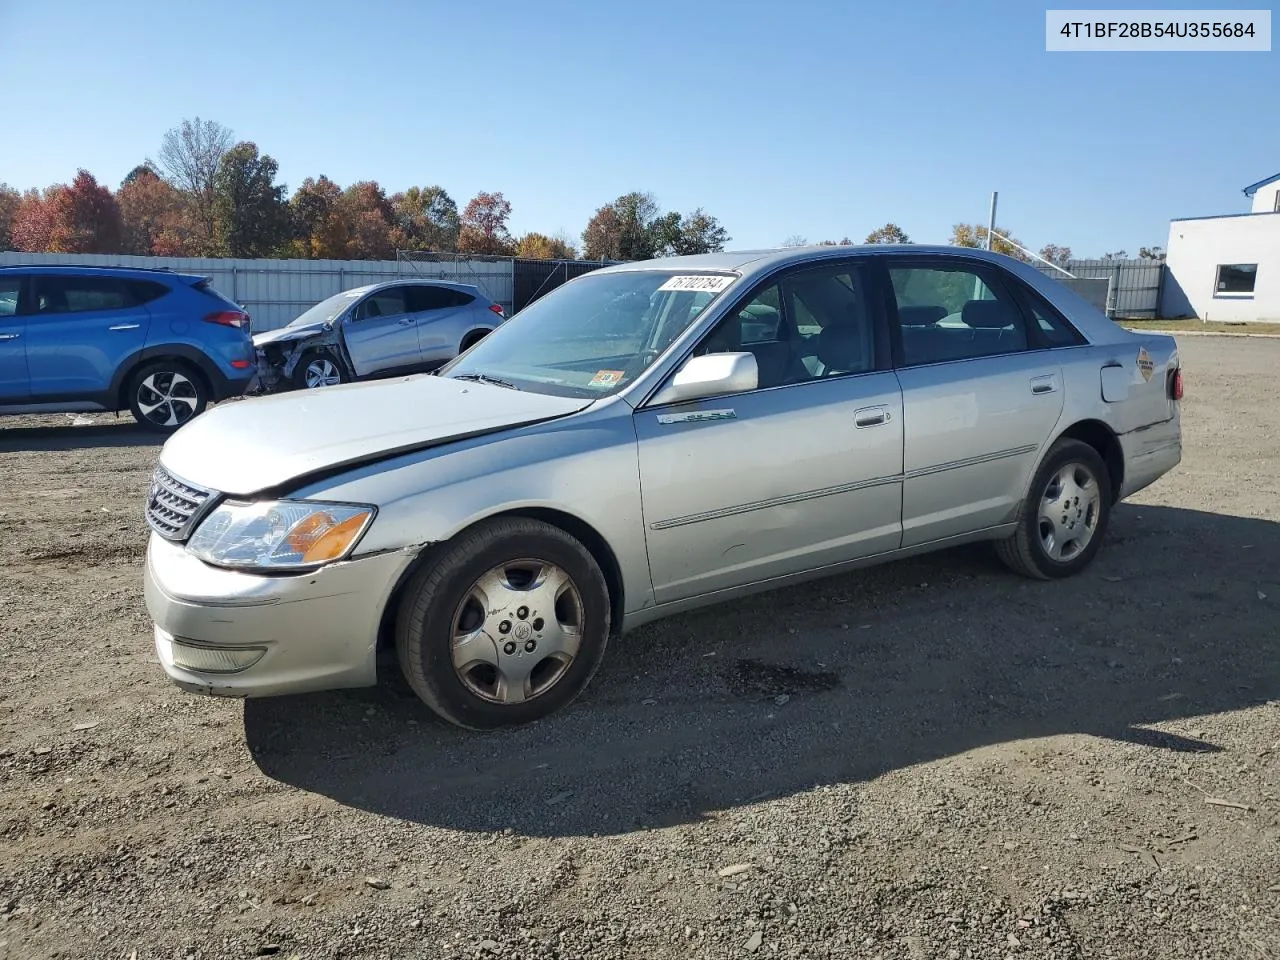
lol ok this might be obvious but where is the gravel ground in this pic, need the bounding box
[1,336,1278,960]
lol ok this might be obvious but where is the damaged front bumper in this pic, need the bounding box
[251,326,355,394]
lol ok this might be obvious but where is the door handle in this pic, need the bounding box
[854,405,891,428]
[108,323,140,331]
[397,318,414,326]
[0,333,19,341]
[1030,374,1057,395]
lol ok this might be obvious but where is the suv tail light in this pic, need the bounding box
[204,310,250,329]
[1171,367,1184,401]
[488,303,505,318]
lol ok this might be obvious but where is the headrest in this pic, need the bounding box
[816,326,866,372]
[961,299,1018,329]
[897,304,947,326]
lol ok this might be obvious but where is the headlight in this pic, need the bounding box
[186,500,375,570]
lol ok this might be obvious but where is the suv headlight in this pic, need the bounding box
[186,500,375,570]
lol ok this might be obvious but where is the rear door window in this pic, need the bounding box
[887,262,1030,366]
[34,276,133,314]
[408,285,475,312]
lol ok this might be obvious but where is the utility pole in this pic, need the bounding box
[985,191,998,251]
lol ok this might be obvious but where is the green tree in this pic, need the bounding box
[781,234,808,247]
[581,203,623,260]
[1138,246,1165,261]
[668,209,729,255]
[0,185,20,251]
[391,185,460,252]
[211,142,290,258]
[818,237,853,246]
[289,176,347,259]
[342,181,395,260]
[864,223,910,244]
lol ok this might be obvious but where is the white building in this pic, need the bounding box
[1163,172,1280,322]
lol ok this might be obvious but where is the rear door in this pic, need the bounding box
[0,275,28,401]
[342,286,419,376]
[883,256,1065,547]
[406,284,478,367]
[26,275,151,399]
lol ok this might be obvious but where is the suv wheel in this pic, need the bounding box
[127,360,208,432]
[396,517,612,729]
[294,350,345,389]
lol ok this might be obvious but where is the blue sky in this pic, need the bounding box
[1,0,1276,257]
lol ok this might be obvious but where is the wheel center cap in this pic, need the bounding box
[513,622,532,641]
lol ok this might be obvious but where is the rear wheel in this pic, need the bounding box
[996,438,1112,580]
[396,517,612,729]
[127,360,208,432]
[293,350,345,389]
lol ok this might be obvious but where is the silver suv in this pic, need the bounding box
[252,279,505,390]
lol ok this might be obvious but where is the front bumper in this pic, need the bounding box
[144,533,417,698]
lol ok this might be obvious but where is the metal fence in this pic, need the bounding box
[1036,258,1166,319]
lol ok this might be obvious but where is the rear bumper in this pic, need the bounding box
[143,533,416,698]
[1118,417,1182,499]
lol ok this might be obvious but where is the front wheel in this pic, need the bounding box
[293,350,346,389]
[995,438,1112,580]
[395,518,612,729]
[128,361,208,432]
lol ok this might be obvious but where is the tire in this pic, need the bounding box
[396,517,612,729]
[996,438,1113,580]
[293,350,346,389]
[127,360,208,432]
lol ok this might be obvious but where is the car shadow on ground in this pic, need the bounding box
[244,503,1280,838]
[0,420,164,452]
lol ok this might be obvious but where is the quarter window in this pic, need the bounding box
[34,277,131,314]
[888,264,1028,366]
[1023,291,1086,348]
[354,288,407,320]
[1215,263,1257,295]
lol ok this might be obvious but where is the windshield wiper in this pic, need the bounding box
[452,372,520,390]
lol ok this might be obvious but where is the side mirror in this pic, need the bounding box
[650,352,758,406]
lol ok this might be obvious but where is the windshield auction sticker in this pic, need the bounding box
[588,370,626,388]
[658,275,736,293]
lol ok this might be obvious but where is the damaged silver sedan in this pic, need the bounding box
[252,279,505,391]
[143,246,1182,730]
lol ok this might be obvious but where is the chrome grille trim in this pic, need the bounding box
[145,465,213,541]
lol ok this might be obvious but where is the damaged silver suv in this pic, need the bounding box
[252,279,505,390]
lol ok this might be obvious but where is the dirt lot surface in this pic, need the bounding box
[1,337,1278,960]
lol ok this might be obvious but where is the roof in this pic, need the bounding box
[1243,172,1280,197]
[593,244,1027,276]
[0,264,200,278]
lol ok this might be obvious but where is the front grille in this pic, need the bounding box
[145,465,213,541]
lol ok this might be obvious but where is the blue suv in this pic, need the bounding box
[0,266,256,431]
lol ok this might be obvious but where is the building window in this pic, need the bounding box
[1215,263,1257,296]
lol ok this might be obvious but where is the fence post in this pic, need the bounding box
[1106,270,1118,320]
[231,266,238,303]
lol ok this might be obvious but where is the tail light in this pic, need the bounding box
[488,303,505,318]
[1171,367,1184,401]
[204,310,249,329]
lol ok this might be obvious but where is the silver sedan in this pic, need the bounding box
[143,246,1182,729]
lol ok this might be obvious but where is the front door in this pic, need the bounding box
[0,275,28,401]
[635,260,904,604]
[26,276,151,399]
[343,287,423,376]
[884,257,1065,547]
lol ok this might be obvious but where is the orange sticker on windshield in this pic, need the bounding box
[588,370,625,388]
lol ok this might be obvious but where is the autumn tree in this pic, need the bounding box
[818,237,853,246]
[0,185,19,251]
[211,142,290,258]
[950,223,1029,261]
[515,232,577,259]
[581,204,623,260]
[157,117,233,251]
[864,223,910,244]
[11,171,121,253]
[391,185,460,252]
[457,191,514,255]
[290,176,348,259]
[1038,243,1072,269]
[342,181,395,260]
[118,167,196,256]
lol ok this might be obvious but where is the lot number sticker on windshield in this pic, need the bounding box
[657,275,735,293]
[1136,347,1155,382]
[588,370,626,388]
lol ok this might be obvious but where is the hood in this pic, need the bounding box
[159,375,591,495]
[252,321,330,347]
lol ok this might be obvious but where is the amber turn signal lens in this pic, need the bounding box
[284,511,372,563]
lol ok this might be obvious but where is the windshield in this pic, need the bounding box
[288,287,368,328]
[439,270,736,397]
